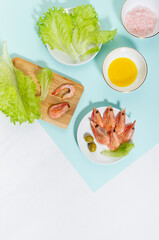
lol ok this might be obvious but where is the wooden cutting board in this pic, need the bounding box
[12,57,84,129]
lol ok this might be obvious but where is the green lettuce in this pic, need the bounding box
[79,29,117,59]
[72,5,117,59]
[101,142,135,157]
[37,7,78,60]
[71,4,99,55]
[80,46,100,61]
[37,4,117,61]
[37,68,53,101]
[0,42,41,124]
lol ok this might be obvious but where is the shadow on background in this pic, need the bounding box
[113,0,126,20]
[95,34,137,74]
[99,17,112,30]
[11,53,48,69]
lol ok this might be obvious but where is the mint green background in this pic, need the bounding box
[1,0,159,191]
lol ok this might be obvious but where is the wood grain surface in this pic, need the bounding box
[12,57,84,129]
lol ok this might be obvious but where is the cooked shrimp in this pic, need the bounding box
[107,130,120,151]
[103,106,116,132]
[91,108,103,127]
[52,84,75,99]
[48,102,70,119]
[120,121,136,144]
[115,109,126,135]
[91,121,110,145]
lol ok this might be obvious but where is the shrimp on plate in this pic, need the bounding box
[90,106,136,151]
[103,106,116,132]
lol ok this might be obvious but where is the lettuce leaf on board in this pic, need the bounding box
[0,42,41,124]
[37,7,78,60]
[101,142,135,157]
[37,68,53,101]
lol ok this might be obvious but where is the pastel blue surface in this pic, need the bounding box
[1,0,159,191]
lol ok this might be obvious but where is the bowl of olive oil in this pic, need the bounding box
[102,47,148,92]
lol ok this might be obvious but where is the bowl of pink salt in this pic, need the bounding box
[121,0,159,38]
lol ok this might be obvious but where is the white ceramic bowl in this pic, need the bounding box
[121,0,159,38]
[47,8,102,66]
[102,47,148,92]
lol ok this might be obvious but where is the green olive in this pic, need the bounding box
[88,142,97,152]
[84,135,94,143]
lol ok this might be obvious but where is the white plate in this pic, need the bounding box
[102,47,148,92]
[77,107,134,165]
[46,8,102,66]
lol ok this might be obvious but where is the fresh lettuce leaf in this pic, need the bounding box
[71,4,99,54]
[0,42,41,124]
[37,7,78,59]
[71,5,117,59]
[37,4,117,61]
[81,29,117,56]
[73,4,99,22]
[80,46,100,61]
[37,68,53,101]
[101,142,135,157]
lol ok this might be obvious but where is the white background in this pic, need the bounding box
[0,114,159,240]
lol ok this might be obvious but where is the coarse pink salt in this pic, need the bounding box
[124,6,157,37]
